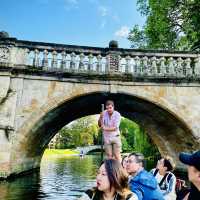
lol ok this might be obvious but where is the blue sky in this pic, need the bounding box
[0,0,145,48]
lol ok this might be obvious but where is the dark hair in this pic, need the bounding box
[105,100,114,107]
[163,157,175,171]
[102,159,128,192]
[128,152,145,166]
[121,155,128,167]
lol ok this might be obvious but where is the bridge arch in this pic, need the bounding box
[11,91,199,175]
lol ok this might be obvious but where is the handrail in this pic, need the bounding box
[0,37,200,79]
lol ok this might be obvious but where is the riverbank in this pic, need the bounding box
[44,149,79,156]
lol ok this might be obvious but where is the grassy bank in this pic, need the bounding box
[44,149,79,156]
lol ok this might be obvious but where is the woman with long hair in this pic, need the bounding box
[78,159,138,200]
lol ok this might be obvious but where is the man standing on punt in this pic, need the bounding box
[98,100,122,161]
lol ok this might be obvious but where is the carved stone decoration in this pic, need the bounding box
[0,47,9,63]
[109,54,119,72]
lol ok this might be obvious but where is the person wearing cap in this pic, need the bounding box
[179,150,200,200]
[150,156,177,200]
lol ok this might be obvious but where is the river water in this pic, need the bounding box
[0,154,182,200]
[0,155,102,200]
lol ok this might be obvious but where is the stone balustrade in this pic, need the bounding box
[0,37,200,79]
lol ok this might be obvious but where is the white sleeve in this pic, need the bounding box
[129,193,139,200]
[149,168,155,174]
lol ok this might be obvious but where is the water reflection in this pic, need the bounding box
[0,155,187,200]
[40,155,101,200]
[0,155,102,200]
[0,172,47,200]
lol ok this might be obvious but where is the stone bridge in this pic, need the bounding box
[76,145,103,155]
[0,35,200,178]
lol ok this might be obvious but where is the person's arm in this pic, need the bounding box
[98,112,116,131]
[98,112,103,127]
[129,193,139,200]
[130,188,143,200]
[129,181,143,200]
[102,126,117,131]
[163,175,176,196]
[183,192,190,200]
[102,112,121,132]
[149,168,155,175]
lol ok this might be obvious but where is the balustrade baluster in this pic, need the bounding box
[160,57,166,76]
[105,55,110,73]
[194,57,200,77]
[142,56,148,76]
[51,51,58,69]
[33,49,39,67]
[88,54,94,71]
[150,57,157,75]
[42,50,48,68]
[168,57,175,76]
[61,51,66,70]
[125,56,131,73]
[96,55,102,72]
[134,56,140,75]
[185,58,192,77]
[117,55,122,73]
[23,48,30,66]
[79,53,85,71]
[70,52,76,70]
[176,57,183,77]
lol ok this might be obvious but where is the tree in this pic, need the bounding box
[53,116,160,158]
[119,118,159,157]
[55,116,99,149]
[128,0,200,50]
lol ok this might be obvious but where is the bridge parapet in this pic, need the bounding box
[0,37,200,79]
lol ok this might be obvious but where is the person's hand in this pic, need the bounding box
[100,111,104,119]
[101,125,105,130]
[98,111,104,128]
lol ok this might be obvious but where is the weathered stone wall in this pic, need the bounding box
[0,75,13,178]
[1,71,200,178]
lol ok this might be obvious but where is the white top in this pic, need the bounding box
[102,110,121,136]
[150,168,177,200]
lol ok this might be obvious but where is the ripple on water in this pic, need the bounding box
[0,155,101,200]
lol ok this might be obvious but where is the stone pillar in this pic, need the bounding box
[0,37,29,68]
[0,34,14,67]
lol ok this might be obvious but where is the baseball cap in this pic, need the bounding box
[179,150,200,171]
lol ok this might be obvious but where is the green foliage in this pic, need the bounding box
[119,118,158,157]
[128,0,200,50]
[55,116,99,149]
[53,116,159,158]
